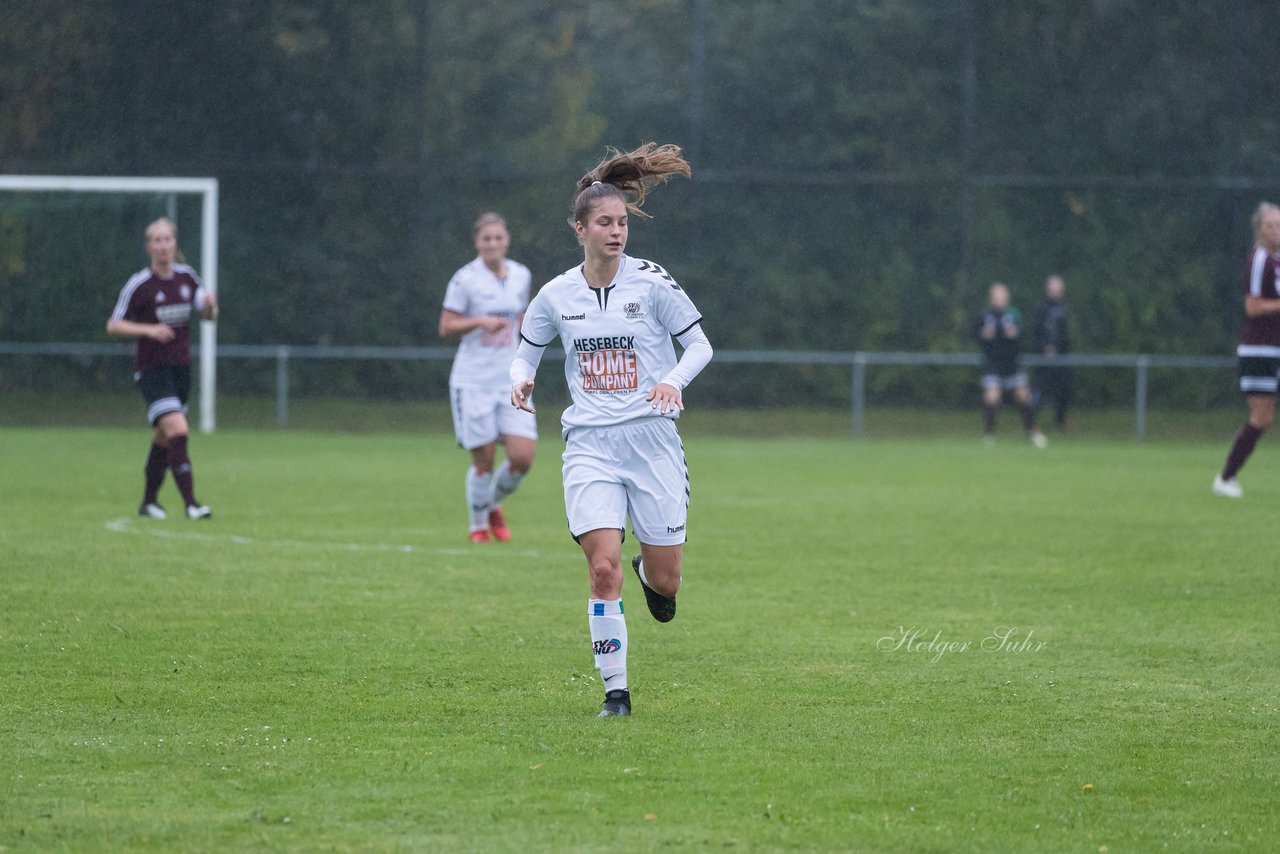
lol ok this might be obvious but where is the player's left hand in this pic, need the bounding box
[647,383,683,415]
[200,291,219,321]
[512,379,536,413]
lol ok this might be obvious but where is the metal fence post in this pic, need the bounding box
[1135,355,1149,441]
[276,346,290,428]
[852,352,867,439]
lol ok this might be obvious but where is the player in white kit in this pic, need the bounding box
[439,213,538,543]
[510,144,713,717]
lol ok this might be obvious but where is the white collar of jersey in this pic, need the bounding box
[472,256,509,282]
[576,254,627,290]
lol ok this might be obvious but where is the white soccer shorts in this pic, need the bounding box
[562,417,689,546]
[982,371,1029,391]
[450,384,537,449]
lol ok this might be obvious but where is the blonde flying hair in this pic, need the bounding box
[570,142,692,228]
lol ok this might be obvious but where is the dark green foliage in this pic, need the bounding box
[3,1,1278,407]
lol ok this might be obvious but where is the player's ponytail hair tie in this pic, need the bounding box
[570,143,692,228]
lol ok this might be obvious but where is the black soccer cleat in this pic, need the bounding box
[598,689,631,717]
[632,554,676,623]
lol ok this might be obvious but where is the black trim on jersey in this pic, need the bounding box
[520,332,550,348]
[591,284,616,312]
[636,259,679,289]
[673,317,704,338]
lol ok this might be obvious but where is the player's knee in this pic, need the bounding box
[588,555,619,578]
[650,572,680,598]
[587,556,622,593]
[643,554,682,597]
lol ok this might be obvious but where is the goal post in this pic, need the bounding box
[0,175,220,433]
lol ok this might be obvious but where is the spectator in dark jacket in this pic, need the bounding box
[975,282,1046,447]
[1032,274,1072,430]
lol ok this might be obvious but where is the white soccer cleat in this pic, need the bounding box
[1030,431,1048,449]
[186,504,213,520]
[1212,476,1243,499]
[138,502,167,520]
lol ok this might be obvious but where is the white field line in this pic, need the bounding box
[104,517,542,558]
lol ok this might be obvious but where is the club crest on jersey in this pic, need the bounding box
[623,301,645,320]
[180,284,191,300]
[155,292,166,303]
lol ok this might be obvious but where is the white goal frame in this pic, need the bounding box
[0,175,220,433]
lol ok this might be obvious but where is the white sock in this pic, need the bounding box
[490,459,525,506]
[588,598,627,692]
[635,557,681,594]
[466,466,493,532]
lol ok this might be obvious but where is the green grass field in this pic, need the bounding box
[3,424,1278,851]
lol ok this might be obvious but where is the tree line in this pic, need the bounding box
[3,0,1278,406]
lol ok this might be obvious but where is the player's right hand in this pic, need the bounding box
[478,316,509,334]
[512,379,536,413]
[149,324,176,343]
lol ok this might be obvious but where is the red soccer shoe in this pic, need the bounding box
[488,507,511,542]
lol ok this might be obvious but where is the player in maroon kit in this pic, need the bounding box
[1214,202,1280,498]
[107,218,218,519]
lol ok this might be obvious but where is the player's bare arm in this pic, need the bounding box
[439,309,509,339]
[1244,295,1280,318]
[106,317,176,343]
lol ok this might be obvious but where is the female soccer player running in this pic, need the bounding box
[1214,202,1280,498]
[439,213,537,542]
[107,217,218,520]
[510,143,713,717]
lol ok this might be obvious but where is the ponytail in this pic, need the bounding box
[570,142,691,227]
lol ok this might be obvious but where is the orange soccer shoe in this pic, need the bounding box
[469,529,491,544]
[488,507,512,542]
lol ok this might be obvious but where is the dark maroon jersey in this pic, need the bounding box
[110,264,206,371]
[1239,247,1280,351]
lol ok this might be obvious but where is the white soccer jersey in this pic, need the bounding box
[443,257,532,388]
[519,254,703,429]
